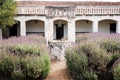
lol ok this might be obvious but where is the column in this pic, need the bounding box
[68,20,75,42]
[0,28,2,39]
[92,21,98,32]
[117,20,120,33]
[20,20,26,36]
[45,19,53,42]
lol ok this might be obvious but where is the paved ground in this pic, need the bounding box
[45,61,73,80]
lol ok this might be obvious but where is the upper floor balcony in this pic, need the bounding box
[16,1,120,16]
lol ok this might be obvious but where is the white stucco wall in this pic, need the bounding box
[15,15,120,42]
[75,20,92,32]
[0,29,2,39]
[98,20,116,33]
[64,24,68,39]
[53,25,56,39]
[26,20,44,33]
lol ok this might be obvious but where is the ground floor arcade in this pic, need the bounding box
[0,16,120,42]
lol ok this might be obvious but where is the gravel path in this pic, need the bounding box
[45,61,73,80]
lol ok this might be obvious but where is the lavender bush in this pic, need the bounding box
[76,33,120,44]
[113,64,120,80]
[65,47,98,80]
[0,35,50,80]
[66,33,120,80]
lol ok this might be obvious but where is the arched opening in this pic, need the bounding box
[2,21,20,38]
[75,20,92,35]
[53,20,68,40]
[98,19,117,33]
[26,20,45,36]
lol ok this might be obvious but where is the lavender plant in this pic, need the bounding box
[0,35,50,80]
[66,33,120,80]
[113,64,120,80]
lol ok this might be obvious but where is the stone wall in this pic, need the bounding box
[48,41,72,61]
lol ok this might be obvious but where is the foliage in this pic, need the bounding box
[0,0,17,29]
[66,33,120,80]
[76,33,120,44]
[65,47,98,80]
[113,64,120,80]
[81,70,98,80]
[7,44,43,56]
[0,35,50,80]
[99,39,120,53]
[21,54,50,80]
[0,53,20,80]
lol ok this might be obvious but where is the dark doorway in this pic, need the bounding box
[110,23,116,33]
[55,24,64,40]
[9,24,18,36]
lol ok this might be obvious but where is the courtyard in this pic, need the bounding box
[0,0,120,80]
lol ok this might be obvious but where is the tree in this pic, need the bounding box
[0,0,17,29]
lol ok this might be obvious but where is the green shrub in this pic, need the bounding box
[65,42,113,80]
[76,43,111,69]
[0,53,50,80]
[0,53,14,77]
[0,35,50,80]
[21,54,50,80]
[0,44,50,80]
[76,34,90,43]
[65,47,98,80]
[99,40,120,53]
[7,44,45,56]
[0,53,20,80]
[66,33,120,80]
[12,70,25,80]
[81,70,98,80]
[113,64,120,80]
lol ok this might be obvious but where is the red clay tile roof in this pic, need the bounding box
[17,1,120,7]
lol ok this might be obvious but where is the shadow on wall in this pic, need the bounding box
[2,22,20,39]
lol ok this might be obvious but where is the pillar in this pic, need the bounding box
[117,20,120,33]
[0,28,2,39]
[20,20,26,36]
[92,21,98,32]
[45,19,53,42]
[68,20,75,42]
